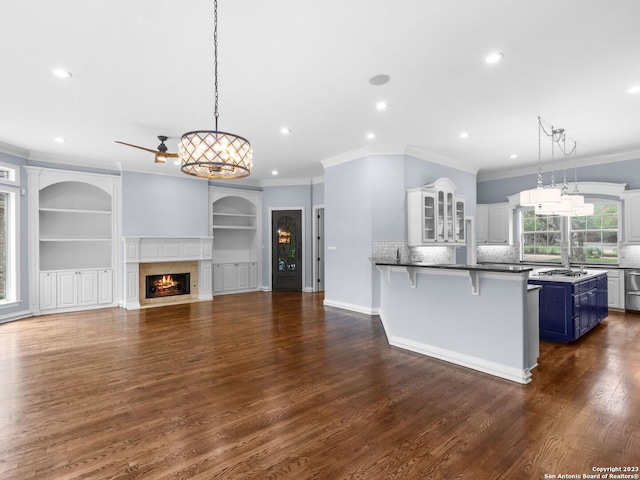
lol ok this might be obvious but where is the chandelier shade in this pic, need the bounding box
[179,130,253,179]
[177,0,252,180]
[534,194,575,215]
[519,187,561,207]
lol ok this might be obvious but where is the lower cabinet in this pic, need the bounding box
[39,269,113,312]
[528,275,608,342]
[213,262,258,294]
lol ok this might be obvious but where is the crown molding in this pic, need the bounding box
[0,141,30,159]
[478,149,640,182]
[321,144,478,175]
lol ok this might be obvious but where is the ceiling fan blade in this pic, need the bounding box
[115,141,159,155]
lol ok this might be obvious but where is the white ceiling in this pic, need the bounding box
[1,0,639,186]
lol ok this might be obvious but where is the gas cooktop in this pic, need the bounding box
[537,268,588,277]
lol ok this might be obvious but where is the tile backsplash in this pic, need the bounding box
[620,244,640,267]
[372,241,455,264]
[477,245,519,264]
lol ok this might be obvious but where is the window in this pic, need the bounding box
[0,162,19,306]
[521,209,562,263]
[520,200,620,265]
[569,202,619,264]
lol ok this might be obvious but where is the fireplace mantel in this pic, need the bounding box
[123,236,214,309]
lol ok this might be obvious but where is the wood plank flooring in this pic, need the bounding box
[1,292,639,479]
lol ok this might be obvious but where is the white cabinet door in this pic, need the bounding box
[608,276,620,309]
[249,262,258,288]
[624,192,640,243]
[222,264,237,291]
[488,205,512,244]
[57,271,78,308]
[78,271,98,306]
[39,273,57,310]
[98,269,113,304]
[213,264,223,292]
[477,204,512,245]
[236,263,249,289]
[476,205,489,244]
[455,198,465,244]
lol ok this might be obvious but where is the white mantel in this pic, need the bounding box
[123,236,214,309]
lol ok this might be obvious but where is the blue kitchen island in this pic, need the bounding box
[528,268,608,343]
[373,261,539,384]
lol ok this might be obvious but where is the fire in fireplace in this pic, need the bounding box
[145,273,191,299]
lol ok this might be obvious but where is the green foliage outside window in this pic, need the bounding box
[521,203,619,264]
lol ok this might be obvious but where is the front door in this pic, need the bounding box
[272,210,302,291]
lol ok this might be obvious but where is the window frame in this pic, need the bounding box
[0,161,20,308]
[518,197,621,265]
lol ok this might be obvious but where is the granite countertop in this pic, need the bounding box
[528,268,608,283]
[371,258,533,274]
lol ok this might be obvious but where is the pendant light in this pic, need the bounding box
[178,0,253,179]
[535,127,574,215]
[519,117,561,207]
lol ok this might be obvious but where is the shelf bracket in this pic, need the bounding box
[406,266,417,288]
[468,270,480,295]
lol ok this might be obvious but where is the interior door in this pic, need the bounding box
[272,210,302,291]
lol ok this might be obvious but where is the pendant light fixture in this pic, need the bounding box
[519,117,561,207]
[530,119,594,216]
[178,0,253,179]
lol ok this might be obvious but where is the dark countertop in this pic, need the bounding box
[371,258,533,274]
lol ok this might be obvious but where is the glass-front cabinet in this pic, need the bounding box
[408,178,465,246]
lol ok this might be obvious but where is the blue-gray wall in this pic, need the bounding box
[478,157,640,204]
[324,153,477,313]
[122,171,209,236]
[261,183,322,291]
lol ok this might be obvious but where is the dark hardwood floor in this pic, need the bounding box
[1,292,639,479]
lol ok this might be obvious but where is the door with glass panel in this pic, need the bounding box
[272,210,302,291]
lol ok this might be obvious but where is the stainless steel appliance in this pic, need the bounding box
[625,269,640,311]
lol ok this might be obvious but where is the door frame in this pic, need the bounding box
[313,205,325,292]
[268,207,306,292]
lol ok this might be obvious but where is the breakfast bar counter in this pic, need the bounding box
[373,260,539,384]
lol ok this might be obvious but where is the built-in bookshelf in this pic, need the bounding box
[26,167,120,314]
[209,187,262,294]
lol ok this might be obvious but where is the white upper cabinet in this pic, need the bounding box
[623,190,640,243]
[408,178,465,246]
[476,203,513,245]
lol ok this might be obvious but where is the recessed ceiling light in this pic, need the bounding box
[628,85,640,94]
[366,132,375,140]
[271,170,278,176]
[174,160,180,166]
[53,137,65,143]
[280,127,291,134]
[375,101,387,111]
[510,154,518,159]
[459,132,469,139]
[485,52,504,64]
[369,74,391,86]
[51,68,72,78]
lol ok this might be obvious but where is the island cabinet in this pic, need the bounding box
[528,274,608,343]
[407,178,465,246]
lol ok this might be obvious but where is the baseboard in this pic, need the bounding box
[389,335,533,384]
[323,299,378,315]
[0,309,34,325]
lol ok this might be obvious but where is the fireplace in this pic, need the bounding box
[145,272,190,299]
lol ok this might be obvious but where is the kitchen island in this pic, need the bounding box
[528,268,608,342]
[373,260,539,384]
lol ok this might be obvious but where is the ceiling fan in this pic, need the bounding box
[115,135,179,164]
